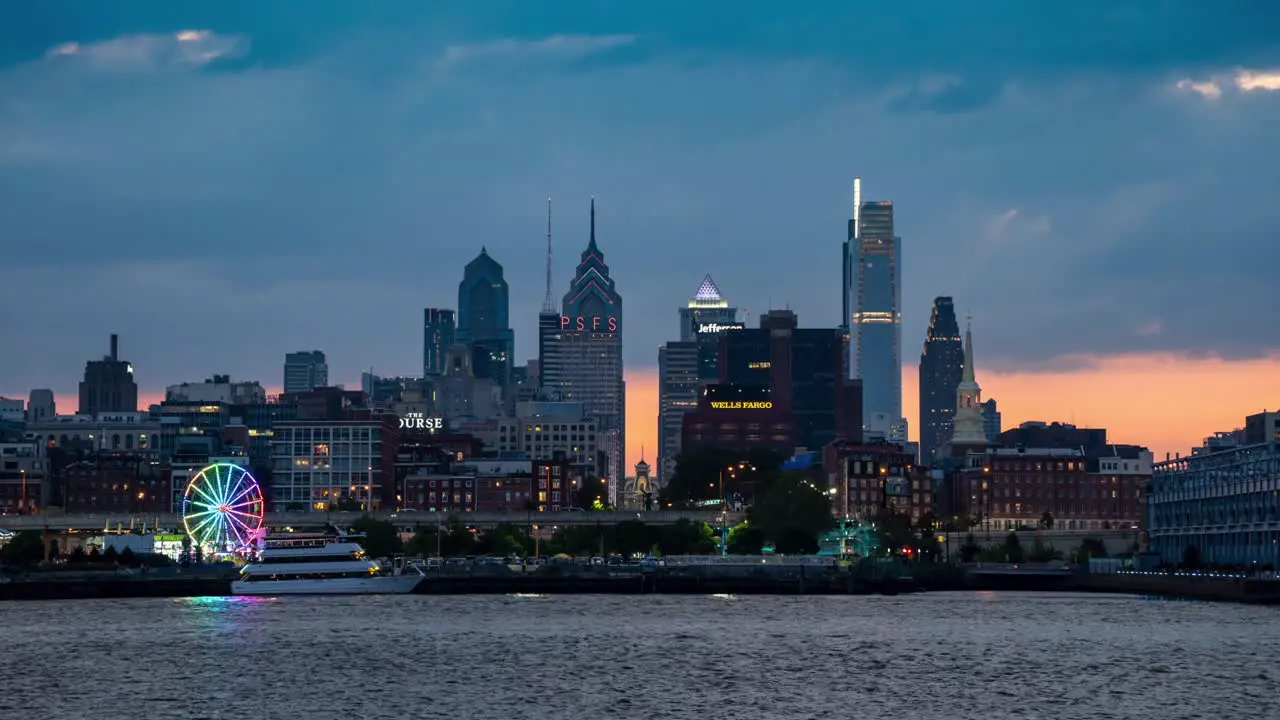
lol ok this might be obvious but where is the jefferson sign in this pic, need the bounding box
[710,401,774,410]
[561,315,619,332]
[398,412,443,431]
[698,323,744,334]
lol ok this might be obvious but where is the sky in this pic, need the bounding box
[2,2,1279,471]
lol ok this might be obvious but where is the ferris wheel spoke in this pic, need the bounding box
[224,478,257,508]
[190,478,221,507]
[187,512,222,540]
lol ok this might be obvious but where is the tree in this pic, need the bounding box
[1040,511,1055,530]
[1003,532,1025,563]
[727,523,766,555]
[574,477,608,510]
[0,530,45,567]
[440,519,477,557]
[660,447,785,509]
[873,511,916,555]
[67,546,88,564]
[1027,538,1062,562]
[748,472,835,552]
[351,516,403,559]
[774,528,819,555]
[119,547,138,567]
[659,519,717,556]
[478,523,531,557]
[1182,544,1202,568]
[612,520,657,557]
[1075,537,1109,563]
[959,534,981,563]
[406,528,440,558]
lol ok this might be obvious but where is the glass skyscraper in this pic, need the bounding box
[457,248,514,393]
[844,179,904,440]
[918,297,964,463]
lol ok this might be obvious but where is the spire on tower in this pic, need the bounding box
[587,196,598,252]
[963,315,976,383]
[541,197,556,314]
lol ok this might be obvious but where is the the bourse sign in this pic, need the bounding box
[398,412,444,431]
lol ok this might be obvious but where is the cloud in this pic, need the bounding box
[40,30,248,72]
[1174,67,1280,99]
[1135,321,1164,338]
[438,34,636,67]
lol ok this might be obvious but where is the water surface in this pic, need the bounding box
[2,592,1274,719]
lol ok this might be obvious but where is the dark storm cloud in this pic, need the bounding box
[1,2,1279,399]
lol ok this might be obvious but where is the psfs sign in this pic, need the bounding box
[398,412,444,431]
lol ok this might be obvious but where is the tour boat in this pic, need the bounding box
[232,531,424,596]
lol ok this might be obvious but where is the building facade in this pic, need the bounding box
[283,351,329,394]
[717,310,861,452]
[423,308,456,378]
[824,440,933,523]
[1147,440,1279,567]
[539,200,625,502]
[658,341,699,487]
[918,297,964,464]
[268,415,398,511]
[981,399,1002,443]
[843,178,903,435]
[166,375,266,405]
[79,334,138,415]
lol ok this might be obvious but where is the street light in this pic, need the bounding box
[20,469,27,514]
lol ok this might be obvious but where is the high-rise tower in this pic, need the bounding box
[458,247,514,395]
[79,334,138,414]
[844,177,904,442]
[283,350,328,394]
[659,275,740,487]
[540,199,625,502]
[423,309,456,378]
[918,297,964,463]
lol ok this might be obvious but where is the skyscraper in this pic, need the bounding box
[283,351,328,394]
[918,297,964,464]
[843,177,905,441]
[423,308,456,378]
[457,247,514,393]
[539,199,625,502]
[660,275,741,486]
[78,334,138,415]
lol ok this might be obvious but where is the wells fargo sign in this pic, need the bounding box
[710,401,774,410]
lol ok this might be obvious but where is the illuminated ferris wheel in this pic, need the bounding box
[181,462,265,553]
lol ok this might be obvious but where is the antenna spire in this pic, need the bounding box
[542,197,556,313]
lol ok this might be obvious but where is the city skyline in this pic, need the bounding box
[2,3,1279,471]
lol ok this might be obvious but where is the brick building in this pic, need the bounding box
[824,440,932,523]
[62,453,171,514]
[944,447,1146,532]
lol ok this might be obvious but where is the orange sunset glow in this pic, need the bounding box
[624,353,1280,472]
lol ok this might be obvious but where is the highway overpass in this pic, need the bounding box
[0,509,745,533]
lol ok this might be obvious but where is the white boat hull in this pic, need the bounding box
[232,574,423,596]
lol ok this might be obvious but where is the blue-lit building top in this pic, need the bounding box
[1147,440,1280,567]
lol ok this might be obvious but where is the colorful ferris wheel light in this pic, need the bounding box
[181,462,265,553]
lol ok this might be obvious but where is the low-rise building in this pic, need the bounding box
[0,441,44,513]
[1147,439,1280,567]
[62,452,171,514]
[824,440,932,523]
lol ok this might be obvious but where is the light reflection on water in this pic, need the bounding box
[1,592,1275,720]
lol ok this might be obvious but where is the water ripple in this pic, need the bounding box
[0,591,1275,719]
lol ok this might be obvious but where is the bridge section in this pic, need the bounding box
[0,510,744,533]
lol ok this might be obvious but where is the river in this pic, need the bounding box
[2,592,1274,719]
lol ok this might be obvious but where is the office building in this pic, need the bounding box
[457,248,514,394]
[981,399,1002,443]
[539,199,625,502]
[423,308,456,378]
[842,177,904,439]
[918,297,964,464]
[659,275,742,487]
[26,390,55,424]
[166,375,267,405]
[685,309,861,454]
[79,334,138,415]
[283,351,328,394]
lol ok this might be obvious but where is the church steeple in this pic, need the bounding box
[950,316,988,447]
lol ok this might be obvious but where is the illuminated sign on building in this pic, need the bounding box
[698,323,744,334]
[710,401,774,410]
[561,316,619,332]
[398,412,444,431]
